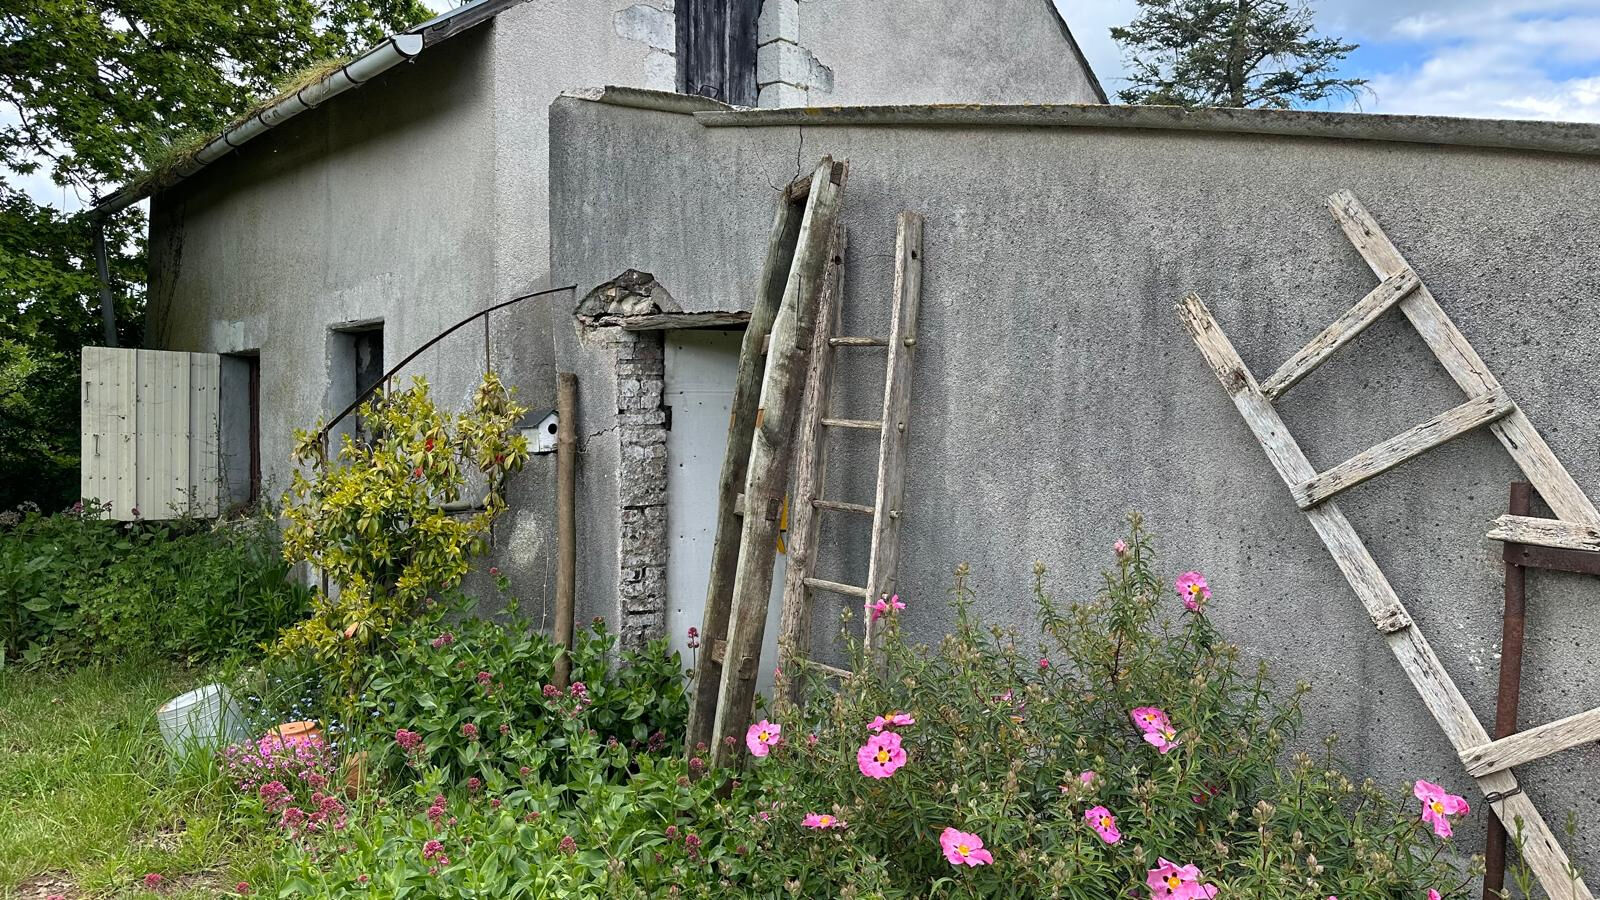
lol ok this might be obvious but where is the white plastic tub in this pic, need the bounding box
[155,684,245,756]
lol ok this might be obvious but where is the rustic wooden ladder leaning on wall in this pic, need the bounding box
[686,157,849,768]
[1177,190,1598,900]
[774,211,924,694]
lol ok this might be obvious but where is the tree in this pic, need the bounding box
[1110,0,1367,109]
[0,0,432,510]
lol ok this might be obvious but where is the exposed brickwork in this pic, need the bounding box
[613,330,669,649]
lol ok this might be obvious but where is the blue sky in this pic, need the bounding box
[1059,0,1600,120]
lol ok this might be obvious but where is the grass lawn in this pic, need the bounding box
[0,663,278,899]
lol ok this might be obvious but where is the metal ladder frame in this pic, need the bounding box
[1178,190,1596,900]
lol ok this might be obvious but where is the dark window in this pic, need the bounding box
[329,322,385,446]
[676,0,758,105]
[219,352,261,509]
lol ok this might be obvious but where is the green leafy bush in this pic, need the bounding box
[718,516,1479,898]
[360,590,688,786]
[0,503,311,666]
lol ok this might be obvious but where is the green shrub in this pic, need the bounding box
[717,515,1479,898]
[0,503,311,666]
[360,590,688,786]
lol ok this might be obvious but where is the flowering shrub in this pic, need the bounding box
[360,593,687,786]
[720,516,1475,898]
[223,729,348,841]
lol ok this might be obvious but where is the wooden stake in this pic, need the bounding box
[552,371,577,689]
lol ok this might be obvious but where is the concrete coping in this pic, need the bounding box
[551,91,1600,159]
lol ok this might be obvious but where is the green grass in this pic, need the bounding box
[0,663,279,899]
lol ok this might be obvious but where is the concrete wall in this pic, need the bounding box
[548,94,1600,870]
[777,0,1104,106]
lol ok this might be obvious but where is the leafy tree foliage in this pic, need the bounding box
[0,0,431,509]
[1110,0,1367,109]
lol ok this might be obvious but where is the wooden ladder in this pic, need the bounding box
[775,211,924,692]
[1178,190,1596,900]
[686,157,849,767]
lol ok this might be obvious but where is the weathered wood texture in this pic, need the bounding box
[1260,269,1420,400]
[604,311,752,331]
[863,212,924,656]
[1177,290,1591,900]
[552,372,577,689]
[1461,704,1600,777]
[710,158,848,769]
[1327,190,1600,526]
[675,0,757,105]
[1488,515,1600,553]
[775,226,847,707]
[685,179,805,755]
[1290,388,1514,509]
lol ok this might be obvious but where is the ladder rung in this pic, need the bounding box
[804,577,869,598]
[1458,704,1600,777]
[795,658,854,679]
[822,417,882,430]
[812,498,873,515]
[829,336,888,347]
[1290,388,1514,510]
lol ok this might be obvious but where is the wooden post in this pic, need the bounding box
[685,176,809,753]
[710,158,848,768]
[552,372,578,689]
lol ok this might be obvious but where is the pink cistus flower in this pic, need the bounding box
[1114,538,1128,556]
[939,827,994,866]
[1085,805,1121,844]
[1130,706,1180,754]
[856,731,907,779]
[869,593,907,621]
[1428,891,1442,900]
[802,812,845,829]
[1414,779,1471,838]
[1175,571,1211,612]
[1146,858,1218,899]
[1080,769,1098,785]
[745,719,782,757]
[867,711,915,732]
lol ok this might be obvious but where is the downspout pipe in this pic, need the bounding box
[89,33,424,219]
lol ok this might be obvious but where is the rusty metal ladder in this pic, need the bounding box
[774,211,924,690]
[1178,190,1596,900]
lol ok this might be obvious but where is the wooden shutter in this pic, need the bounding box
[80,348,220,520]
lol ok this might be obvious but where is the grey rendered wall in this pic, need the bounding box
[778,0,1104,106]
[548,95,1600,870]
[146,3,667,615]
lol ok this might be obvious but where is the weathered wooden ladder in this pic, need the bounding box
[1178,190,1596,900]
[775,211,924,690]
[686,157,849,768]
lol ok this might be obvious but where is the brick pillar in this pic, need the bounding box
[614,330,669,649]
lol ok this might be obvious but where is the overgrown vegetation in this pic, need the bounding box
[0,503,311,667]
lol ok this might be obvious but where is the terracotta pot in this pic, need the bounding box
[267,720,324,745]
[344,750,369,800]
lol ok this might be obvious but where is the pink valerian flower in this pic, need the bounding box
[1175,571,1211,612]
[422,839,448,865]
[144,873,164,890]
[430,631,454,649]
[558,835,578,856]
[1147,858,1218,899]
[867,711,916,732]
[802,812,845,829]
[939,827,994,866]
[460,722,479,741]
[395,729,422,751]
[467,777,482,793]
[1414,780,1470,838]
[1086,805,1122,844]
[857,731,907,778]
[746,720,782,757]
[476,671,492,686]
[1130,706,1180,754]
[686,626,700,649]
[869,593,907,621]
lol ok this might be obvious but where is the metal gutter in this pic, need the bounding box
[691,102,1600,158]
[91,0,526,218]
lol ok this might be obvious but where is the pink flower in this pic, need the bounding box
[1130,706,1179,754]
[236,882,252,895]
[460,723,479,741]
[559,835,577,856]
[1080,770,1098,785]
[745,720,782,757]
[857,731,907,778]
[1147,858,1217,899]
[1414,780,1470,838]
[1428,892,1441,900]
[867,711,916,732]
[395,729,422,751]
[1114,539,1128,556]
[802,812,845,829]
[1176,571,1211,612]
[1039,658,1050,669]
[476,671,492,685]
[144,873,164,890]
[422,839,446,861]
[939,827,994,866]
[869,593,907,621]
[1085,805,1121,844]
